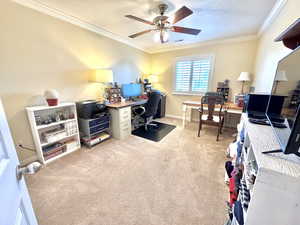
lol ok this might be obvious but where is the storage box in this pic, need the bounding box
[43,129,67,143]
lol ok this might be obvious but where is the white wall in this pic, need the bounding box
[151,39,258,117]
[0,0,150,161]
[253,0,300,93]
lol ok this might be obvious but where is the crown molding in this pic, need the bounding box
[147,35,258,54]
[257,0,288,36]
[12,0,148,53]
[12,0,286,54]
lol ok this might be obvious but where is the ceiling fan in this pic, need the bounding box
[125,3,201,43]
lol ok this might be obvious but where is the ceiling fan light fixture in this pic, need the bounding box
[162,30,169,42]
[154,31,161,42]
[126,4,201,44]
[153,30,169,43]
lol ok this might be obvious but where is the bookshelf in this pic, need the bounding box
[26,102,81,164]
[236,114,300,225]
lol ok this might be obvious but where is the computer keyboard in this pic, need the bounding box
[249,118,270,126]
[249,118,287,128]
[272,122,287,128]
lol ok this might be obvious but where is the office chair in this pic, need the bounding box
[198,92,227,141]
[133,91,161,130]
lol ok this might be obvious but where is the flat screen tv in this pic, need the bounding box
[266,46,300,157]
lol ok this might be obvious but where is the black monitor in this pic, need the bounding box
[265,46,300,157]
[246,94,270,113]
[245,94,281,120]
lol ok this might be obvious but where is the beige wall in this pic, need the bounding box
[0,1,150,161]
[253,0,300,92]
[2,0,294,162]
[151,40,258,117]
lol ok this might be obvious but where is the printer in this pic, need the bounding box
[76,100,107,119]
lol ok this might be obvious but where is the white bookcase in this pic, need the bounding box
[240,113,300,225]
[26,102,81,164]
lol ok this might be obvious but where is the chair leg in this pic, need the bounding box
[219,119,224,134]
[217,122,222,141]
[198,118,202,137]
[220,118,225,134]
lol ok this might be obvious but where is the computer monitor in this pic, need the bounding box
[245,94,270,119]
[121,83,142,98]
[265,46,300,157]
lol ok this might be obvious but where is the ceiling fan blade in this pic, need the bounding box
[125,15,154,25]
[172,26,201,35]
[128,29,153,38]
[172,6,193,24]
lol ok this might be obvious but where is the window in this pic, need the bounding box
[173,56,213,95]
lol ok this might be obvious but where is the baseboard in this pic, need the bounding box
[165,114,183,120]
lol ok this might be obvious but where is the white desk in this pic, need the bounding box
[107,100,147,140]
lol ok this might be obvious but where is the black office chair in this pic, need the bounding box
[133,91,161,130]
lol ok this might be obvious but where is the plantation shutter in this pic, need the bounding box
[175,61,192,92]
[174,57,212,94]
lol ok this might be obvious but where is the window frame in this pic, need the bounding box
[172,54,215,96]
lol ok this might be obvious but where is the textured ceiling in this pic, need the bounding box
[22,0,278,52]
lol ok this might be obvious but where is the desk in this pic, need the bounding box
[182,100,243,128]
[106,100,147,140]
[107,99,147,109]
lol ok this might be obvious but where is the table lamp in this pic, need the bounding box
[89,69,114,84]
[89,69,114,101]
[274,70,288,93]
[237,72,251,94]
[148,74,159,83]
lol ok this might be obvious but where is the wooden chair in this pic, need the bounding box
[197,93,227,141]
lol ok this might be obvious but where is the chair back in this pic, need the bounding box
[144,91,161,118]
[201,93,225,120]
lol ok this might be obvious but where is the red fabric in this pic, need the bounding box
[229,177,237,206]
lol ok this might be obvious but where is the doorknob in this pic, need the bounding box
[16,161,42,180]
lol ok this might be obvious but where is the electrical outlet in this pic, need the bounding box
[18,140,23,145]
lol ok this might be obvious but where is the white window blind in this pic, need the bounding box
[174,57,212,94]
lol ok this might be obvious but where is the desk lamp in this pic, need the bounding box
[148,74,158,83]
[237,72,251,94]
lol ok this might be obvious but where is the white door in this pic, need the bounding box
[0,100,38,225]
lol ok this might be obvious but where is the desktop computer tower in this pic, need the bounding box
[155,93,166,118]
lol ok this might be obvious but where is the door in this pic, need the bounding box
[0,99,38,225]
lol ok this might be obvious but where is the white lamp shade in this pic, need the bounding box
[275,70,288,81]
[89,69,113,83]
[148,74,159,83]
[238,72,251,81]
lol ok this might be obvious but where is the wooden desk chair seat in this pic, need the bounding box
[198,94,227,141]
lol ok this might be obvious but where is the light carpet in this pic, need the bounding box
[26,118,234,225]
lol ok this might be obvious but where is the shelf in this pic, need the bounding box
[37,118,76,130]
[26,101,81,165]
[26,102,75,112]
[275,18,300,50]
[90,128,110,137]
[44,145,80,164]
[41,133,78,147]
